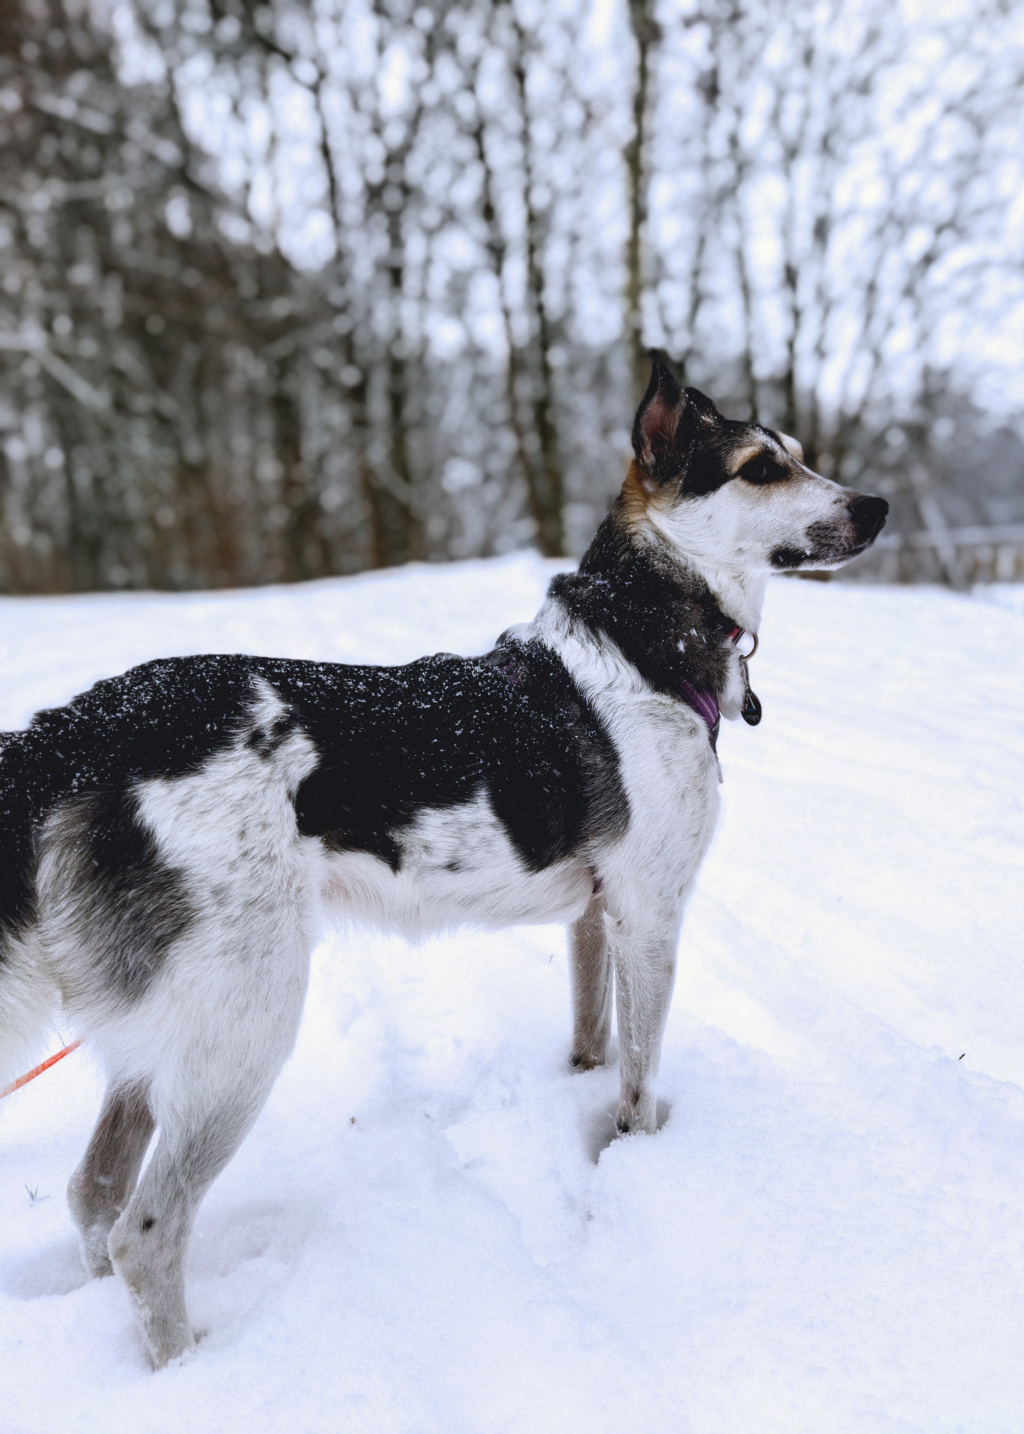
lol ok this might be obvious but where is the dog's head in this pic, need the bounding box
[624,359,888,573]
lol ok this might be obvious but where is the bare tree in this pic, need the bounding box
[624,0,658,407]
[2,0,1023,593]
[0,0,324,591]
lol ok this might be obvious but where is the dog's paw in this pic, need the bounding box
[78,1226,115,1279]
[143,1316,198,1371]
[614,1089,664,1137]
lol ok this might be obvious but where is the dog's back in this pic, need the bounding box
[1,645,617,1041]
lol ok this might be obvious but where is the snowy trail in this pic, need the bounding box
[1,555,1022,1433]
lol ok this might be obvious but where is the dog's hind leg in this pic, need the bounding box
[108,1083,265,1367]
[569,897,612,1070]
[107,1011,303,1369]
[106,917,312,1367]
[68,1079,154,1278]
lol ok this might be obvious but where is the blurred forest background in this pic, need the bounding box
[1,0,1023,593]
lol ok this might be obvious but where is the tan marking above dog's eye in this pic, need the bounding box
[728,443,764,474]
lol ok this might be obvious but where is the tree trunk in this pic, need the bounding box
[510,20,566,557]
[625,0,657,407]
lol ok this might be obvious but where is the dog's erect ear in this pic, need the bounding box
[632,359,688,486]
[682,387,719,428]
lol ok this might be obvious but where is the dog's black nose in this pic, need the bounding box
[848,493,888,541]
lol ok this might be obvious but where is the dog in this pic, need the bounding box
[0,359,887,1366]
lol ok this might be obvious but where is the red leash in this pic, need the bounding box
[0,1039,81,1099]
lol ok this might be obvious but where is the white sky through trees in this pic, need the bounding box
[1,0,1022,590]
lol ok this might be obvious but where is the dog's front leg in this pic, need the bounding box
[605,908,680,1135]
[569,896,612,1070]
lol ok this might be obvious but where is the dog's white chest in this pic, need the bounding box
[591,689,722,904]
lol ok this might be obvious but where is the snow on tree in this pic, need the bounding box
[1,0,1022,591]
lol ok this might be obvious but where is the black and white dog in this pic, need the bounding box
[0,360,887,1366]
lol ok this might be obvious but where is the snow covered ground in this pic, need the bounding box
[1,554,1023,1434]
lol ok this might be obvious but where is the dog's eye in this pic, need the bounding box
[738,454,786,485]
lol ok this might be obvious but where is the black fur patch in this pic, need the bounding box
[552,511,737,699]
[770,544,810,569]
[0,645,628,964]
[50,788,195,1001]
[678,415,793,497]
[275,642,628,872]
[0,658,257,954]
[246,710,299,759]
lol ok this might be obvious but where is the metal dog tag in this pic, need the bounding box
[739,657,762,726]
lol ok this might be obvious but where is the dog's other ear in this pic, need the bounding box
[682,387,720,427]
[632,358,687,487]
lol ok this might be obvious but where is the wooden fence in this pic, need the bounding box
[845,524,1024,586]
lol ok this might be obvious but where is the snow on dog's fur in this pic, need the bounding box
[0,359,887,1367]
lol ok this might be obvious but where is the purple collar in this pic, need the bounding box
[672,623,754,750]
[674,678,720,751]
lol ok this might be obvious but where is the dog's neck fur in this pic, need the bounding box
[638,514,768,640]
[547,495,765,703]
